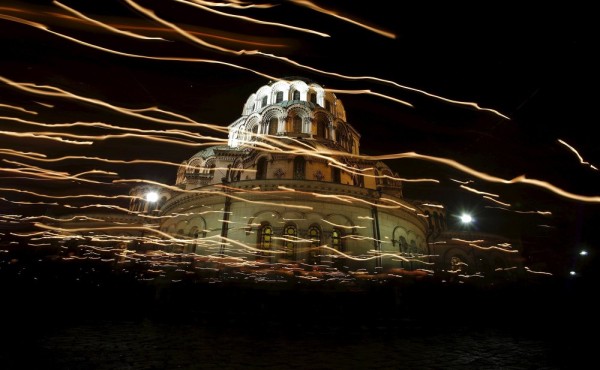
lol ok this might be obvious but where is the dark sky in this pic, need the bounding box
[1,0,598,274]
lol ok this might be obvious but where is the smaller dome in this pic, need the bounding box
[189,145,230,160]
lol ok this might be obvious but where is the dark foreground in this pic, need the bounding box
[1,247,596,369]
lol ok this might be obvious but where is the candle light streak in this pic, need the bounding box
[0,5,511,119]
[558,139,598,170]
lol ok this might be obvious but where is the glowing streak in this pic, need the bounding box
[53,1,165,40]
[468,244,519,253]
[186,1,274,10]
[558,139,597,170]
[0,197,58,206]
[326,89,411,108]
[0,187,135,201]
[34,101,54,108]
[482,196,511,207]
[273,184,416,211]
[323,161,438,184]
[115,179,314,210]
[3,159,115,182]
[0,149,46,158]
[524,267,553,276]
[460,185,499,198]
[0,75,229,132]
[289,0,396,39]
[0,130,92,144]
[0,116,229,146]
[125,0,267,55]
[420,203,444,208]
[452,238,484,244]
[15,130,221,147]
[364,152,600,203]
[175,0,330,37]
[0,103,37,115]
[484,206,552,216]
[0,148,184,169]
[450,178,474,184]
[321,219,365,229]
[23,215,108,222]
[0,162,110,184]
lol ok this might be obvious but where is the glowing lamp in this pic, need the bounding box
[146,191,159,203]
[460,213,473,224]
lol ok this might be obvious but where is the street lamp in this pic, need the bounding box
[460,213,473,225]
[146,191,159,203]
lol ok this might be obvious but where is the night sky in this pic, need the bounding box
[1,0,598,276]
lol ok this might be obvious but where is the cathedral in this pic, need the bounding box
[60,78,521,278]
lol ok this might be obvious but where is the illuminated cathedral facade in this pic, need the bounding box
[65,78,521,276]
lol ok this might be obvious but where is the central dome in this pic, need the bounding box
[228,79,355,152]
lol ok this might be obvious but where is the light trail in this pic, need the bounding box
[174,0,330,37]
[115,178,314,210]
[558,139,598,170]
[482,195,511,207]
[0,103,37,115]
[0,187,136,201]
[0,148,183,169]
[288,0,396,39]
[460,184,499,198]
[0,130,92,145]
[0,75,229,133]
[0,197,58,206]
[0,12,508,119]
[53,1,165,40]
[484,206,552,216]
[363,152,600,203]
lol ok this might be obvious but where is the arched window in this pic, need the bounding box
[293,116,302,133]
[325,100,331,112]
[399,236,408,253]
[275,91,283,103]
[316,116,327,138]
[331,228,343,251]
[268,117,278,135]
[309,92,317,105]
[307,224,321,264]
[292,90,300,101]
[283,224,297,256]
[256,157,267,180]
[308,225,321,247]
[258,223,272,250]
[232,161,243,182]
[261,95,268,108]
[293,156,306,180]
[331,166,341,183]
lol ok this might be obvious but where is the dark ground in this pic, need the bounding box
[0,244,596,369]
